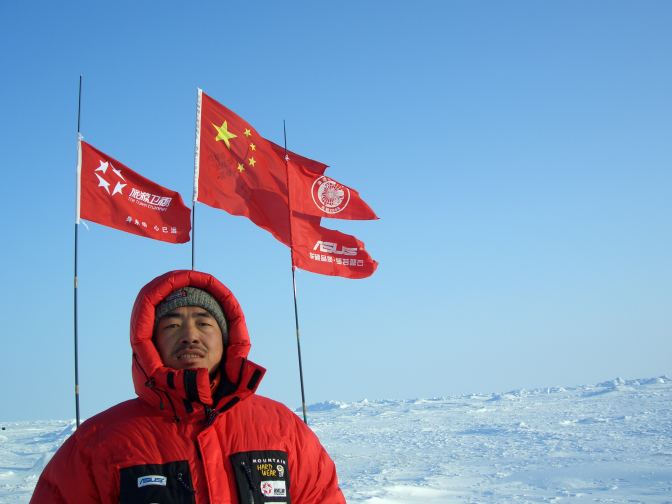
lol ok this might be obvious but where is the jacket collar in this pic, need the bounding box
[136,355,266,420]
[129,270,265,419]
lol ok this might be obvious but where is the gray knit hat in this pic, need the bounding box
[155,287,228,345]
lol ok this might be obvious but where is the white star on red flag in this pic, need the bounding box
[95,160,109,174]
[95,173,111,194]
[112,182,126,196]
[110,163,125,181]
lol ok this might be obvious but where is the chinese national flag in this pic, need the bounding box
[78,141,191,243]
[290,216,378,279]
[287,162,378,220]
[196,90,299,244]
[195,89,377,278]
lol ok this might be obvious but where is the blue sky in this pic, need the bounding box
[1,1,670,421]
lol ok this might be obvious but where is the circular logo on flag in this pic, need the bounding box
[311,176,350,214]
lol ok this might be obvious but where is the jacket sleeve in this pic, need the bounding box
[289,413,346,504]
[30,431,102,504]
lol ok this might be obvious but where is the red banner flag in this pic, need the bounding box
[290,216,378,279]
[78,140,191,243]
[196,90,297,244]
[287,162,378,220]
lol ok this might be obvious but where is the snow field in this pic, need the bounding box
[313,377,672,503]
[1,377,670,503]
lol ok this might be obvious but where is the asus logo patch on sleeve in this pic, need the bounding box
[137,475,167,487]
[119,461,194,504]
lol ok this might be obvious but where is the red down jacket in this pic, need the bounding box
[31,270,346,503]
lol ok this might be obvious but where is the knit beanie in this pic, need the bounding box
[155,287,228,345]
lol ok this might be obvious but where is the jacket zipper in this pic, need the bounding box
[177,472,195,494]
[240,460,256,504]
[204,406,219,426]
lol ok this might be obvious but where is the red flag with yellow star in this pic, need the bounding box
[78,141,191,243]
[195,90,377,278]
[195,90,310,244]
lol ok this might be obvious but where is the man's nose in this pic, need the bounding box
[179,321,200,342]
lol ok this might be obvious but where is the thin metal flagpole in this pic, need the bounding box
[191,195,196,270]
[191,186,196,270]
[283,120,309,425]
[73,75,83,428]
[192,88,203,271]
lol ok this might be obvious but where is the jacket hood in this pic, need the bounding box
[130,270,265,416]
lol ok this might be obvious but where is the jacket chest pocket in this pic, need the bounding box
[119,460,196,504]
[230,450,291,504]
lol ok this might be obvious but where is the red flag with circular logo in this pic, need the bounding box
[287,162,378,220]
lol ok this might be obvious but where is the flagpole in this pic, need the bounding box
[192,88,203,271]
[283,121,309,425]
[73,75,83,428]
[191,202,196,270]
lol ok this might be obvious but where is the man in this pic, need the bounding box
[31,270,346,503]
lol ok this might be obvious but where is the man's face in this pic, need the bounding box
[154,306,224,376]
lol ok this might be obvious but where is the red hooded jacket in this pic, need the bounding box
[31,270,346,503]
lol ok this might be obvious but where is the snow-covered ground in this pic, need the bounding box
[1,377,670,503]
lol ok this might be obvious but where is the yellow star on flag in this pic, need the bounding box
[244,128,252,137]
[237,163,245,173]
[250,143,256,151]
[212,121,237,149]
[248,157,257,167]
